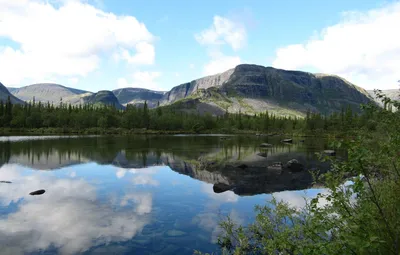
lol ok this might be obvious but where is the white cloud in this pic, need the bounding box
[189,63,195,69]
[195,16,246,51]
[196,16,245,76]
[117,71,162,90]
[0,0,155,86]
[203,54,241,76]
[132,174,159,186]
[272,2,400,90]
[68,77,79,85]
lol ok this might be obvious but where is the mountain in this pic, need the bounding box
[112,87,165,108]
[0,82,24,104]
[9,83,91,105]
[367,89,399,106]
[84,90,124,109]
[161,64,373,117]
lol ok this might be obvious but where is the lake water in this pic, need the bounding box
[0,135,332,254]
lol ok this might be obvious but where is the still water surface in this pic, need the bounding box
[0,135,331,254]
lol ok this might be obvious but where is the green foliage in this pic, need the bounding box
[0,91,390,135]
[212,90,400,255]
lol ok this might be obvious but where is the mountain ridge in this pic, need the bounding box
[5,64,381,116]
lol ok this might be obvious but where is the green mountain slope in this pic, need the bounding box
[112,87,165,107]
[83,90,124,109]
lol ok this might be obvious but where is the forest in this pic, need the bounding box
[0,95,382,135]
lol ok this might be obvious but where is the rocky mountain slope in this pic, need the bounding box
[5,64,377,117]
[9,83,90,105]
[0,82,24,104]
[161,64,374,117]
[112,88,164,107]
[367,89,399,106]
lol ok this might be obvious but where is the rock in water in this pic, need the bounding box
[260,143,272,148]
[237,164,248,169]
[213,183,232,193]
[29,189,46,196]
[0,181,12,184]
[257,152,268,158]
[286,159,304,172]
[323,150,336,156]
[282,139,293,143]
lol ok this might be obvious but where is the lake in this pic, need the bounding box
[0,135,332,254]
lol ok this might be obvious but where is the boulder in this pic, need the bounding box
[323,150,336,156]
[282,139,293,143]
[237,164,248,169]
[29,189,46,196]
[213,183,232,193]
[286,159,304,172]
[260,143,272,148]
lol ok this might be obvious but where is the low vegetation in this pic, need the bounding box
[202,90,400,254]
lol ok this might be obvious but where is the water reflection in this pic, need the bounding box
[0,135,331,254]
[0,164,151,255]
[0,136,335,195]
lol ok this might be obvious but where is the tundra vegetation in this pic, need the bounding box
[197,90,400,255]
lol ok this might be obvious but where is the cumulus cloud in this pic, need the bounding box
[272,2,400,90]
[195,16,246,51]
[0,0,155,86]
[195,15,245,76]
[117,71,162,90]
[0,164,152,254]
[203,54,241,76]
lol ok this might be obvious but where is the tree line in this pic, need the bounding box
[0,95,382,134]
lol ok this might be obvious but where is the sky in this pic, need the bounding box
[0,0,399,92]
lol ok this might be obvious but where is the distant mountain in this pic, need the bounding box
[84,90,124,109]
[367,89,399,106]
[112,87,165,108]
[161,64,374,117]
[0,82,24,104]
[9,83,90,105]
[5,64,378,116]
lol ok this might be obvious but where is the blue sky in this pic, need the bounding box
[0,0,399,91]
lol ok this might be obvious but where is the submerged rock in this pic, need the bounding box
[286,159,304,172]
[260,143,272,148]
[29,189,46,196]
[323,150,336,156]
[237,164,248,169]
[257,152,268,158]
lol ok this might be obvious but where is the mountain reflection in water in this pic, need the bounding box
[0,135,332,254]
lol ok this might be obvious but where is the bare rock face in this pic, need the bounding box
[160,64,374,116]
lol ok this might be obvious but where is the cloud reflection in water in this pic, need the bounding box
[0,164,152,255]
